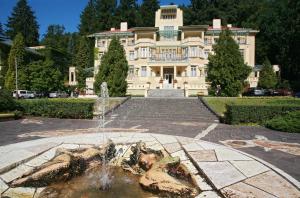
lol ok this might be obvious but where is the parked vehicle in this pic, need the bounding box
[13,90,35,99]
[244,88,266,96]
[277,88,293,96]
[294,92,300,98]
[49,91,69,98]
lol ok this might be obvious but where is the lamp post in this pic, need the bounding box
[15,58,18,99]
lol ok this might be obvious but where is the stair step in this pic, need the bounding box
[148,89,184,98]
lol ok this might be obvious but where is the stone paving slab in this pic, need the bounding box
[194,174,213,191]
[197,161,246,189]
[152,134,178,144]
[214,148,252,161]
[163,142,182,154]
[221,182,276,198]
[183,142,204,152]
[0,178,8,194]
[33,187,45,198]
[2,187,35,198]
[244,171,300,198]
[188,150,217,162]
[182,160,198,175]
[171,150,189,161]
[0,164,32,183]
[230,160,270,178]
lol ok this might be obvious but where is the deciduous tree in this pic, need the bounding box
[258,58,277,89]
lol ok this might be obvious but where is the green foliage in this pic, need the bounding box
[116,0,138,28]
[4,33,26,91]
[138,0,159,27]
[75,37,93,89]
[5,0,39,46]
[29,60,63,93]
[17,99,95,119]
[41,25,68,52]
[0,89,17,112]
[225,103,300,124]
[265,111,300,133]
[207,29,251,96]
[0,22,4,36]
[94,37,128,96]
[78,0,99,35]
[258,58,278,89]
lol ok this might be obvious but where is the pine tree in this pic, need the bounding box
[0,22,4,36]
[6,0,39,46]
[78,0,99,35]
[258,58,277,89]
[207,29,251,96]
[116,0,137,28]
[95,0,118,31]
[94,37,128,96]
[4,33,26,91]
[75,37,91,89]
[42,25,67,52]
[138,0,159,27]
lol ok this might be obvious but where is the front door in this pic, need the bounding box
[163,73,173,89]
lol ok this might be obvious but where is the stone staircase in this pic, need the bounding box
[148,89,185,98]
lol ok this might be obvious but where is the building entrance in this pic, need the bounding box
[163,68,174,89]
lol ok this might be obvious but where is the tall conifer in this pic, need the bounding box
[6,0,39,46]
[207,29,251,96]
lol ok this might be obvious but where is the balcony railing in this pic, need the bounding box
[149,54,188,62]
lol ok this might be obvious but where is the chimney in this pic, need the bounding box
[213,19,221,29]
[110,27,115,31]
[120,22,128,31]
[227,24,232,28]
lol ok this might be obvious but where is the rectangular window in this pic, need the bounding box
[204,49,210,59]
[191,66,197,77]
[141,47,148,58]
[128,65,134,76]
[164,26,174,30]
[141,66,147,77]
[129,51,134,61]
[99,52,104,60]
[239,49,244,60]
[190,46,198,57]
[214,38,218,44]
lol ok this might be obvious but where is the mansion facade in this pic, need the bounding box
[73,5,259,96]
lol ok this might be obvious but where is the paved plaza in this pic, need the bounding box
[0,133,299,197]
[0,97,300,191]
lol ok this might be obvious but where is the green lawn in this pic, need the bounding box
[202,97,300,116]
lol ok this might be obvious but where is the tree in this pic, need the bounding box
[4,33,26,91]
[41,25,68,52]
[137,0,159,27]
[116,0,137,28]
[75,37,92,89]
[78,0,99,35]
[94,37,128,96]
[0,22,4,36]
[6,0,39,46]
[207,29,251,96]
[258,58,278,89]
[29,60,63,93]
[97,0,118,30]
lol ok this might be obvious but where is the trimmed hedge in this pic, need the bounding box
[17,99,95,119]
[0,89,17,112]
[225,104,300,124]
[265,111,300,133]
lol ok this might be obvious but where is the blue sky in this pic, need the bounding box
[0,0,189,39]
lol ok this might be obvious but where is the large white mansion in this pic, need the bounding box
[69,5,260,96]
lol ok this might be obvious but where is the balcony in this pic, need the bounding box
[149,54,188,62]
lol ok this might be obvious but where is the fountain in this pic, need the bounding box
[8,82,199,197]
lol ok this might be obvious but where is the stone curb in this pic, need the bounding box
[198,97,222,122]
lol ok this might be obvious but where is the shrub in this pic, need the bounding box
[0,89,17,112]
[225,104,300,124]
[17,98,95,119]
[265,111,300,133]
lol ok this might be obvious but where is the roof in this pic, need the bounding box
[88,28,134,38]
[179,25,209,31]
[206,26,259,34]
[0,37,42,56]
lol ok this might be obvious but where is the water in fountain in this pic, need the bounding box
[97,82,113,191]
